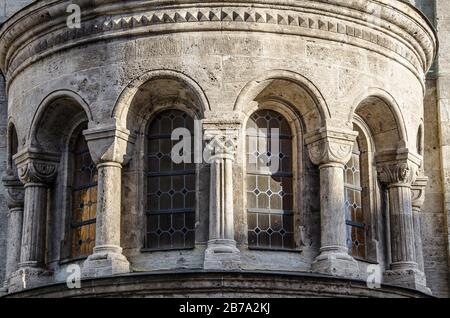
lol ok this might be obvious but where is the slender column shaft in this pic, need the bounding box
[387,185,417,270]
[5,207,23,281]
[411,176,428,273]
[305,128,359,277]
[94,162,122,252]
[376,152,429,292]
[319,163,348,254]
[203,129,240,270]
[208,155,234,242]
[82,125,133,277]
[412,208,425,272]
[209,158,221,240]
[224,157,234,240]
[20,183,48,268]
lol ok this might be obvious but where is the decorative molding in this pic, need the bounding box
[0,1,437,85]
[83,123,136,165]
[205,134,238,160]
[13,149,60,185]
[375,149,422,187]
[203,119,241,161]
[2,168,24,209]
[377,162,414,186]
[305,128,358,166]
[411,175,429,209]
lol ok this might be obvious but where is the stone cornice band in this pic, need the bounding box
[0,1,437,89]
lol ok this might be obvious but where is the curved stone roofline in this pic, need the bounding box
[0,0,437,85]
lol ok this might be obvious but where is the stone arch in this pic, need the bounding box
[349,88,408,152]
[28,90,93,153]
[112,69,210,132]
[234,70,331,134]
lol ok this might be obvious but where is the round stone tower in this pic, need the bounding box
[0,0,439,297]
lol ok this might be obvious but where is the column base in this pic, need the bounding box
[7,267,52,293]
[312,249,360,278]
[82,245,130,278]
[384,268,431,294]
[204,240,241,270]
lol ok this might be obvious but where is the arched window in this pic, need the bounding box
[9,125,18,168]
[246,110,294,250]
[146,109,196,250]
[70,130,98,258]
[344,136,367,259]
[417,124,423,155]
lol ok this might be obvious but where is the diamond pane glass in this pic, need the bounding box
[146,110,195,250]
[246,110,294,249]
[344,139,366,259]
[71,131,98,258]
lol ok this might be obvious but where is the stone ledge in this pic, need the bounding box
[2,270,433,298]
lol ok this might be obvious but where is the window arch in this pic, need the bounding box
[145,109,196,250]
[70,128,98,258]
[246,110,295,250]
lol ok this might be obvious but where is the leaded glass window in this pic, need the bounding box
[71,131,98,258]
[146,109,196,250]
[344,139,367,259]
[246,110,295,250]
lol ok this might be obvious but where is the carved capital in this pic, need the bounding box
[376,149,422,187]
[83,123,135,166]
[2,168,24,209]
[13,149,59,185]
[203,119,241,161]
[411,175,428,210]
[305,128,358,166]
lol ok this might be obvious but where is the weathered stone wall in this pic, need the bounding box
[0,0,34,23]
[0,0,34,287]
[0,74,6,285]
[434,0,450,298]
[423,78,449,297]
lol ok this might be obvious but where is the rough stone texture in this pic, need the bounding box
[2,272,434,298]
[0,0,34,290]
[433,0,450,298]
[0,0,449,298]
[0,75,6,286]
[0,1,33,23]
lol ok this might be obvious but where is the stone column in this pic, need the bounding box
[305,128,359,277]
[376,150,429,292]
[1,168,24,291]
[10,150,59,290]
[82,124,134,277]
[203,123,240,270]
[411,176,428,273]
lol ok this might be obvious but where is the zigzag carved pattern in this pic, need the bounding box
[7,8,420,76]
